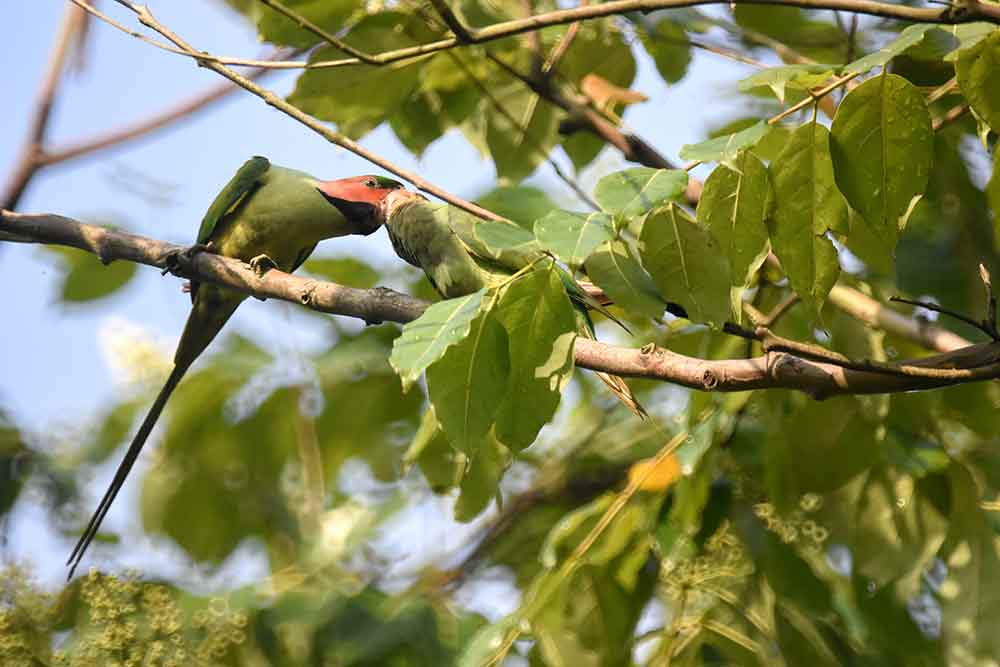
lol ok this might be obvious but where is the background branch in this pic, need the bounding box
[2,4,86,210]
[5,209,999,399]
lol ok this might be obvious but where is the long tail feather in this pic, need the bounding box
[66,363,188,579]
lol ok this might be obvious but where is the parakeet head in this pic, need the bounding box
[316,175,405,235]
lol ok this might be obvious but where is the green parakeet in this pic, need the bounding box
[379,190,645,418]
[67,157,404,577]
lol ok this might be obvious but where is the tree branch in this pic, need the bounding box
[77,0,1000,72]
[6,209,1000,400]
[2,4,87,210]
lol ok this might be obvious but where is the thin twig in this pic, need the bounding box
[255,0,377,64]
[541,0,589,76]
[768,71,860,125]
[932,103,969,131]
[979,264,998,339]
[926,76,957,104]
[889,295,992,339]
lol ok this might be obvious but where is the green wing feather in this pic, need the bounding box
[196,156,270,245]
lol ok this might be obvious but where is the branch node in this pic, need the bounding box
[640,342,656,356]
[300,282,317,306]
[701,370,719,389]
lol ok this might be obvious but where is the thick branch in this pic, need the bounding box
[6,209,1000,400]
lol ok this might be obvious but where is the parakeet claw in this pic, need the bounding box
[163,242,213,276]
[249,254,278,276]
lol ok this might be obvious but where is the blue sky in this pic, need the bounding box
[2,2,743,585]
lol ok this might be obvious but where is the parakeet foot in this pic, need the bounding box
[249,254,278,276]
[163,242,214,276]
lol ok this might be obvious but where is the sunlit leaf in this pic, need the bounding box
[679,121,771,168]
[593,167,688,218]
[844,24,937,74]
[738,64,835,102]
[639,204,731,327]
[426,308,509,455]
[830,74,933,252]
[697,151,771,318]
[768,122,844,318]
[493,265,576,451]
[390,290,488,392]
[534,210,614,268]
[584,240,666,320]
[956,30,1000,133]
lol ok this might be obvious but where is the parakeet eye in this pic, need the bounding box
[365,178,378,188]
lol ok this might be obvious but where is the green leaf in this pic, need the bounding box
[768,122,844,318]
[593,167,688,218]
[943,23,997,61]
[844,24,937,74]
[639,204,732,327]
[534,210,615,268]
[404,408,461,494]
[473,220,538,255]
[493,266,577,451]
[640,20,692,84]
[389,290,488,392]
[679,121,771,168]
[561,131,606,173]
[389,90,449,158]
[303,257,379,288]
[956,31,1000,134]
[738,64,835,102]
[486,86,559,182]
[696,151,772,317]
[584,240,666,320]
[426,308,510,455]
[237,0,359,49]
[476,185,557,229]
[454,433,508,521]
[49,246,137,303]
[830,73,933,252]
[939,463,1000,659]
[288,13,438,139]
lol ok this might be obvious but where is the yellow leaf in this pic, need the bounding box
[628,453,682,492]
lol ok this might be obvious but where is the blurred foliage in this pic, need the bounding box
[8,3,1000,666]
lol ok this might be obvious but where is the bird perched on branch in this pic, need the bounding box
[67,156,404,578]
[379,189,645,418]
